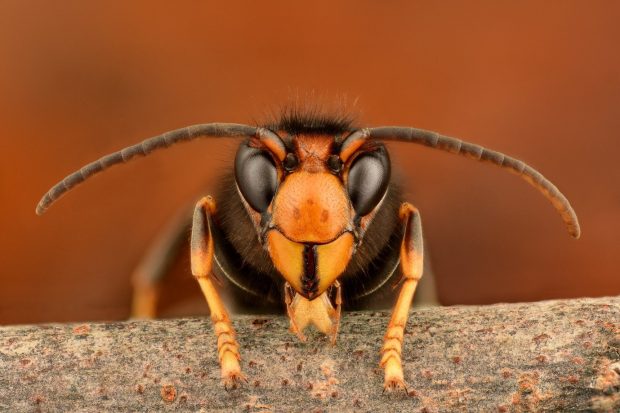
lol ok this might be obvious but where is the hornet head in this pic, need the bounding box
[234,121,390,300]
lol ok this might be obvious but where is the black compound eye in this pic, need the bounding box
[234,144,277,212]
[346,147,390,216]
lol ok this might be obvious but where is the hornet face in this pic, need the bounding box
[234,130,390,300]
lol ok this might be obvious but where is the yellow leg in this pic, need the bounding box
[329,281,342,345]
[191,196,245,389]
[195,277,244,388]
[130,282,159,319]
[130,205,192,319]
[381,203,423,391]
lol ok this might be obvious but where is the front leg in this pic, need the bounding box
[285,283,307,342]
[191,196,245,389]
[329,280,342,345]
[381,203,423,391]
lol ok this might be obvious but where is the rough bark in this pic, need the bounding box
[1,297,619,412]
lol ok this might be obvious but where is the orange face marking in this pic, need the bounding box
[266,230,305,293]
[266,230,354,298]
[242,134,366,299]
[315,232,354,294]
[272,172,352,243]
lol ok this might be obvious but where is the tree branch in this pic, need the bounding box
[1,297,619,412]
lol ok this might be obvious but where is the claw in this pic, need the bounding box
[383,375,408,393]
[222,370,247,390]
[381,347,408,394]
[220,348,245,390]
[383,363,409,394]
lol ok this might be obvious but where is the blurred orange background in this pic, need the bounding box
[1,1,618,325]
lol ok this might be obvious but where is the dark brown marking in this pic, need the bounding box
[321,210,329,223]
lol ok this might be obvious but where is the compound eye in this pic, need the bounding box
[346,147,390,216]
[234,144,277,212]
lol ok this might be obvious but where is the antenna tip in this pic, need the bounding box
[35,201,47,216]
[567,220,581,239]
